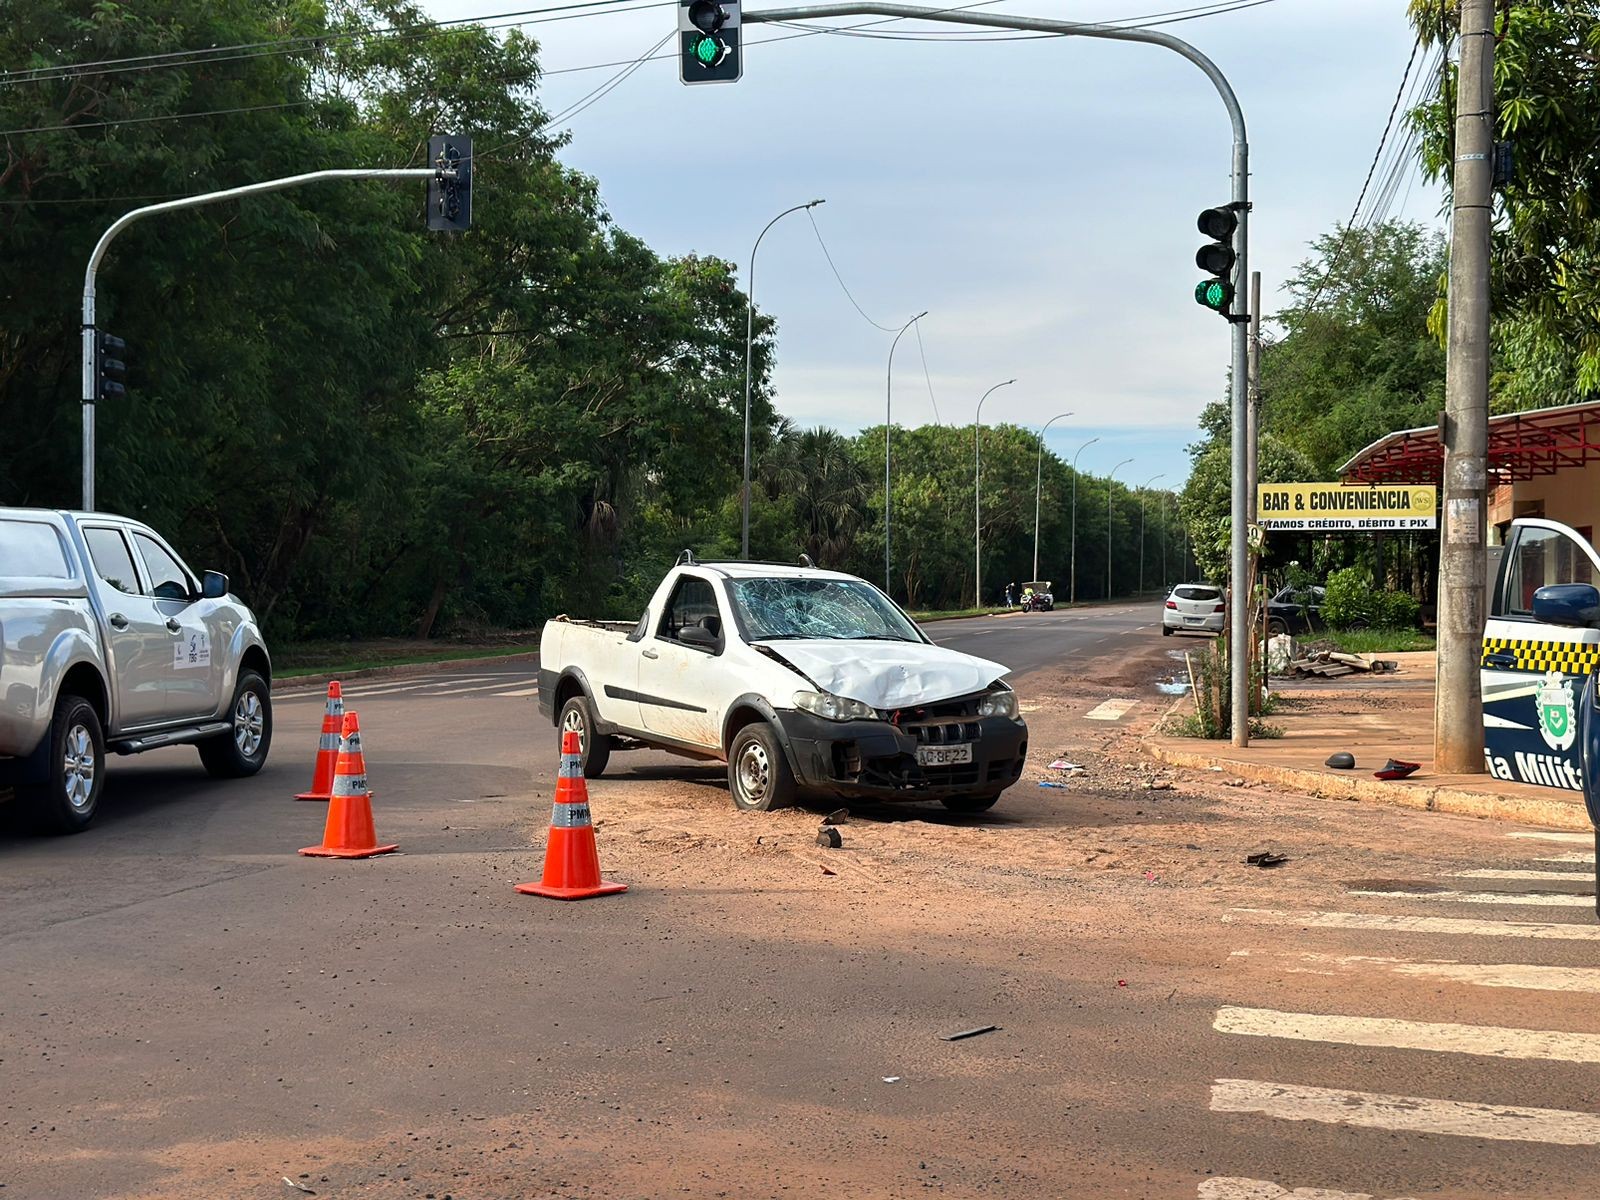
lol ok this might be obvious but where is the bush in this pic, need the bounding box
[1322,566,1419,629]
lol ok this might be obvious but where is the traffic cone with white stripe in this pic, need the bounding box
[299,712,397,859]
[515,730,626,900]
[295,681,344,800]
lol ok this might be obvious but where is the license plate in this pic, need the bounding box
[1184,616,1204,624]
[916,743,973,767]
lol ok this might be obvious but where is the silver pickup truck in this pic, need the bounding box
[0,508,272,832]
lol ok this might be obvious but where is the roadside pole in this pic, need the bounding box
[744,3,1251,733]
[1247,270,1263,710]
[80,165,456,512]
[1435,0,1493,773]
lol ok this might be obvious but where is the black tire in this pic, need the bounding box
[727,722,797,812]
[1266,617,1289,636]
[941,792,1001,815]
[1162,625,1174,637]
[559,694,611,778]
[198,670,272,778]
[20,694,106,834]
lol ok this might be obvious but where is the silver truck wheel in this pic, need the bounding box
[727,723,796,812]
[559,695,611,778]
[21,694,105,834]
[199,671,272,779]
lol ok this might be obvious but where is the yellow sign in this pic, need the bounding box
[1256,483,1437,531]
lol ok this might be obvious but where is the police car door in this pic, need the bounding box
[1482,518,1600,794]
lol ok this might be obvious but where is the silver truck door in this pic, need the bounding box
[636,574,728,749]
[81,524,173,728]
[130,529,228,721]
[1482,519,1600,791]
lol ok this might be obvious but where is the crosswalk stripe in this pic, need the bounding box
[1210,1078,1600,1145]
[1215,1005,1600,1063]
[1348,888,1593,907]
[1450,867,1593,883]
[1198,1178,1414,1200]
[1227,908,1600,940]
[1508,830,1592,844]
[494,686,541,698]
[1228,949,1600,993]
[1538,853,1596,865]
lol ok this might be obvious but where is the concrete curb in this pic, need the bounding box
[1142,735,1591,831]
[275,649,541,694]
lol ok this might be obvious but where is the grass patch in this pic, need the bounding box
[1310,627,1435,654]
[909,606,1003,622]
[1164,713,1285,739]
[276,637,540,678]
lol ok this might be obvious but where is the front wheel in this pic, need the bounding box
[21,694,106,834]
[559,694,611,778]
[199,670,272,778]
[941,792,1001,815]
[1266,617,1289,636]
[727,722,796,812]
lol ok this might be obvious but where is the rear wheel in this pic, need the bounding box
[21,694,105,834]
[1267,617,1289,636]
[941,792,1001,815]
[559,694,611,778]
[1161,625,1174,637]
[199,670,272,778]
[727,722,796,812]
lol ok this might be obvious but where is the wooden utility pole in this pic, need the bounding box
[1435,0,1494,773]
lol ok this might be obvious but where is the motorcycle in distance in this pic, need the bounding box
[1019,581,1055,613]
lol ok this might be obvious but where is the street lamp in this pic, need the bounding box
[1032,412,1073,583]
[973,378,1016,608]
[1106,458,1133,601]
[1138,472,1166,596]
[1069,437,1099,604]
[742,198,825,559]
[884,310,929,595]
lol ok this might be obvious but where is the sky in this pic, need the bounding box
[420,0,1444,491]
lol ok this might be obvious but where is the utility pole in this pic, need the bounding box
[1107,458,1133,600]
[1435,0,1493,773]
[883,310,928,596]
[1033,412,1074,582]
[1069,437,1099,604]
[1246,270,1261,519]
[974,378,1016,608]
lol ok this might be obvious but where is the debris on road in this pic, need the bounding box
[816,827,843,849]
[882,1076,901,1084]
[1285,650,1400,679]
[1373,758,1421,781]
[1325,751,1356,769]
[1047,758,1084,772]
[1144,779,1176,791]
[1038,780,1067,789]
[822,807,850,825]
[283,1179,316,1195]
[939,1024,999,1041]
[1245,851,1289,868]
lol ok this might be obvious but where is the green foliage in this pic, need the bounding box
[1322,566,1420,630]
[1180,432,1315,584]
[1316,627,1436,654]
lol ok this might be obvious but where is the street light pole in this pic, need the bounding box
[1032,411,1074,582]
[884,310,929,596]
[1107,458,1133,601]
[1138,472,1165,596]
[1069,437,1099,604]
[973,378,1016,608]
[742,198,825,559]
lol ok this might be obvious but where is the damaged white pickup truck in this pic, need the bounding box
[538,554,1028,813]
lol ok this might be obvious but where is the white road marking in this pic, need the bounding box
[494,686,542,698]
[1508,830,1593,844]
[1228,949,1600,993]
[1215,1005,1600,1064]
[1084,698,1139,721]
[1210,1078,1600,1145]
[1226,908,1600,941]
[1348,888,1593,908]
[1450,867,1593,884]
[1198,1178,1415,1200]
[417,681,537,697]
[1538,853,1596,865]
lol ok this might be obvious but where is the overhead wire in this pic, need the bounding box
[804,208,900,334]
[912,322,943,425]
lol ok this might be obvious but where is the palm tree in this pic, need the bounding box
[758,425,871,567]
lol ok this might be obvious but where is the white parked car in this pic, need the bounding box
[538,554,1029,813]
[1162,583,1226,636]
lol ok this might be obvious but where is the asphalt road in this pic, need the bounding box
[4,621,1600,1199]
[925,601,1162,676]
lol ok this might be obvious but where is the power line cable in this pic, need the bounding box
[804,207,900,333]
[0,99,313,138]
[912,320,943,425]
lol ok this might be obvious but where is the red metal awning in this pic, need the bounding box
[1340,400,1600,484]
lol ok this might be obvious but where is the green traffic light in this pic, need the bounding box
[694,35,720,64]
[1195,279,1230,310]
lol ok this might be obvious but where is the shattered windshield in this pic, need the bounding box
[729,577,923,643]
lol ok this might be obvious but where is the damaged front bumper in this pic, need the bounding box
[772,707,1028,800]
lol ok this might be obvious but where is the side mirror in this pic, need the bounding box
[1532,583,1600,628]
[679,625,719,650]
[201,570,230,600]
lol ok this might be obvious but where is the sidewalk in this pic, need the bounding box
[1143,652,1594,831]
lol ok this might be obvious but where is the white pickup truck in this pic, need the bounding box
[538,554,1028,813]
[0,508,273,832]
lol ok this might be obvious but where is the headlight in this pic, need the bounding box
[978,689,1020,720]
[793,690,877,722]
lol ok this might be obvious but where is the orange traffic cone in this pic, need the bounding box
[295,681,345,800]
[299,712,397,859]
[515,730,626,900]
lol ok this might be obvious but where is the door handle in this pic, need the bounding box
[642,648,659,660]
[1484,652,1518,670]
[108,613,129,630]
[166,618,182,633]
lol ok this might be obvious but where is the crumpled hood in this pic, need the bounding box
[756,639,1010,711]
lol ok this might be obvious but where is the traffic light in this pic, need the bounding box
[680,0,741,84]
[1194,205,1238,317]
[427,134,472,232]
[95,332,126,402]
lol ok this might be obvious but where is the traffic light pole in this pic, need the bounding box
[79,166,450,512]
[744,3,1251,741]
